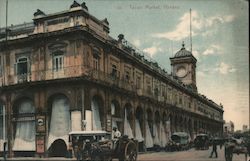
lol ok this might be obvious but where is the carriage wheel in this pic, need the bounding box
[121,141,137,161]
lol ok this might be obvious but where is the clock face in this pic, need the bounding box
[176,67,187,77]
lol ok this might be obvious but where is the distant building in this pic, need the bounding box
[243,125,248,132]
[0,1,224,158]
[224,121,234,136]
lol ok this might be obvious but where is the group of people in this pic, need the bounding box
[209,137,239,161]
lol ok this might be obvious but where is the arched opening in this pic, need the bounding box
[153,111,160,147]
[47,94,70,154]
[174,115,178,132]
[90,95,104,131]
[160,112,168,146]
[145,108,153,148]
[179,117,183,131]
[48,139,67,157]
[135,106,144,151]
[188,119,193,139]
[111,100,121,132]
[12,98,35,156]
[124,103,133,138]
[169,114,173,133]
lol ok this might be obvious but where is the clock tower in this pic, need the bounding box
[170,42,197,91]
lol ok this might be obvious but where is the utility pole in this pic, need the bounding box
[190,8,192,53]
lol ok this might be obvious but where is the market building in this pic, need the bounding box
[0,1,223,157]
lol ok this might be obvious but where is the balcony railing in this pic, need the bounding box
[0,65,136,93]
[89,69,135,92]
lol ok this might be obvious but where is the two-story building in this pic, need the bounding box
[0,1,223,157]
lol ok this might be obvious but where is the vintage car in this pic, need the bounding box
[69,130,138,161]
[194,134,209,150]
[167,132,190,151]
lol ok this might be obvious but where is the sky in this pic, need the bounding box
[0,0,249,130]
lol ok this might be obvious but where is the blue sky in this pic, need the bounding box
[0,0,249,130]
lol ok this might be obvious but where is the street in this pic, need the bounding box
[1,147,248,161]
[138,146,248,161]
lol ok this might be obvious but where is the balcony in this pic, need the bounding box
[0,65,136,93]
[89,69,135,92]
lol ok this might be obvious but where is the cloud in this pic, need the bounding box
[143,46,163,57]
[152,10,235,41]
[192,50,200,60]
[132,39,141,47]
[202,44,223,55]
[197,71,206,77]
[215,62,237,74]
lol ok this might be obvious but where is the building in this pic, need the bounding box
[0,1,224,157]
[223,121,234,136]
[243,125,248,132]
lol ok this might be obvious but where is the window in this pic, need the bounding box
[136,76,141,89]
[111,64,117,78]
[93,47,100,70]
[16,57,29,75]
[125,71,130,82]
[93,56,99,70]
[53,51,64,71]
[154,88,159,97]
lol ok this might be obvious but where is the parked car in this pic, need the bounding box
[169,132,190,151]
[194,134,209,150]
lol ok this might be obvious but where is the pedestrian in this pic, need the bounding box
[112,127,121,140]
[224,140,235,161]
[209,139,218,158]
[112,127,121,149]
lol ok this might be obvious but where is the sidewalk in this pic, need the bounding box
[0,157,76,161]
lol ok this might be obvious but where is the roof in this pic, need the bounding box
[172,132,189,137]
[174,43,193,58]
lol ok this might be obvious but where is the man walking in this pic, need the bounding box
[209,139,218,158]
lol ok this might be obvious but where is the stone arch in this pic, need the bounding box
[124,103,134,138]
[47,93,71,151]
[111,99,121,117]
[90,95,104,130]
[179,116,183,131]
[111,99,122,131]
[46,89,73,110]
[174,114,178,132]
[12,97,36,152]
[153,111,161,146]
[135,106,144,144]
[145,108,154,148]
[162,111,168,124]
[135,106,144,128]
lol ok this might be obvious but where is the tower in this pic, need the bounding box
[170,42,197,91]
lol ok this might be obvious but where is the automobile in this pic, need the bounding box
[194,134,209,150]
[169,132,190,151]
[69,130,138,161]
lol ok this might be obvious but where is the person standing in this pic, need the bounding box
[224,140,235,161]
[112,127,121,149]
[112,127,121,140]
[209,139,218,158]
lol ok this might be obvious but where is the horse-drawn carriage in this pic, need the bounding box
[69,130,138,161]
